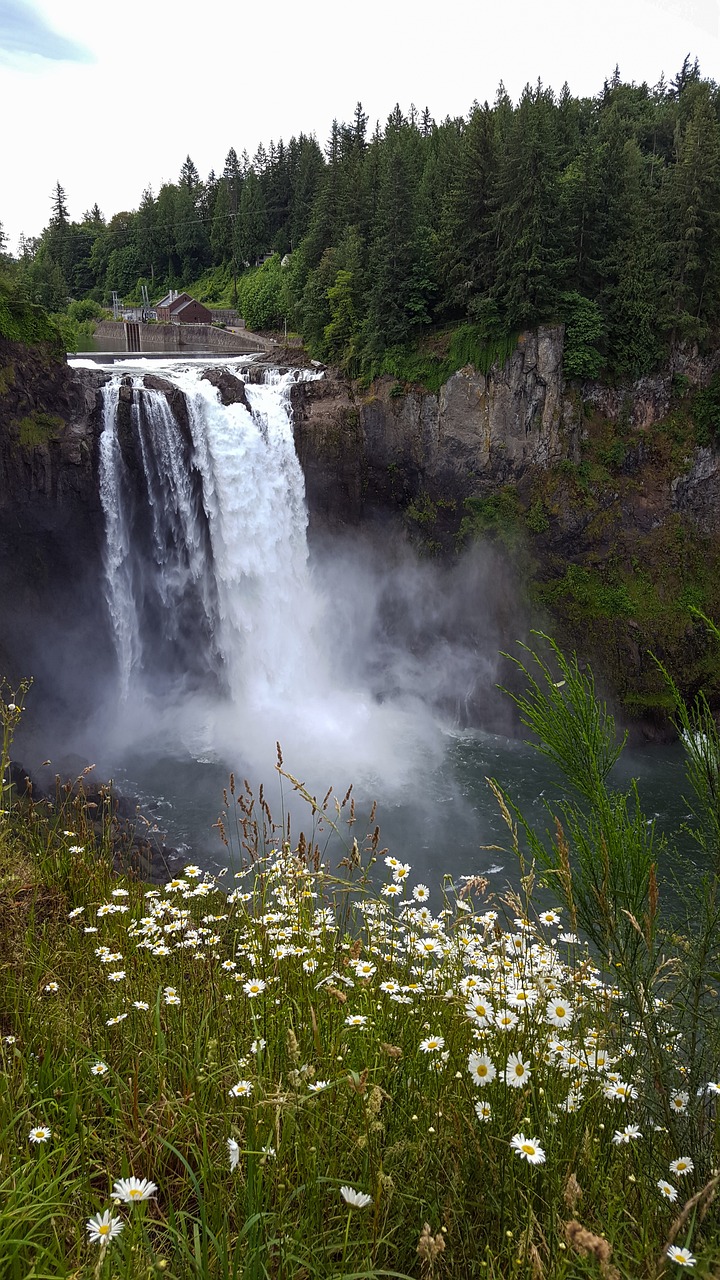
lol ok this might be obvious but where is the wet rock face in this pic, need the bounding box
[201,366,250,411]
[435,327,568,484]
[291,326,575,528]
[672,446,720,535]
[0,340,113,702]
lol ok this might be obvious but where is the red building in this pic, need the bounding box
[155,291,211,323]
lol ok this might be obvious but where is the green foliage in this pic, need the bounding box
[539,563,635,618]
[17,412,64,448]
[237,256,286,330]
[526,498,550,534]
[559,291,605,378]
[404,492,456,532]
[0,275,62,351]
[368,325,519,394]
[497,633,720,1128]
[66,297,103,323]
[691,372,720,443]
[458,487,523,547]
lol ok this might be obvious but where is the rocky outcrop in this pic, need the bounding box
[671,447,720,536]
[291,326,577,526]
[0,339,111,706]
[201,366,250,411]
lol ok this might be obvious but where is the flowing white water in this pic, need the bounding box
[98,382,141,697]
[97,361,441,788]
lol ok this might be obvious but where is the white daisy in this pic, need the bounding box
[666,1245,696,1267]
[510,1132,546,1165]
[229,1080,253,1098]
[112,1176,157,1203]
[505,1053,531,1088]
[468,1053,496,1086]
[545,999,573,1028]
[28,1126,52,1143]
[612,1125,642,1144]
[340,1185,372,1208]
[419,1035,445,1053]
[86,1209,124,1244]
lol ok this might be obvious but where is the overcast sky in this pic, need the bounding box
[1,0,718,251]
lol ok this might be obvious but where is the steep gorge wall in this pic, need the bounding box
[291,326,720,728]
[4,331,720,730]
[0,338,112,704]
[292,327,574,523]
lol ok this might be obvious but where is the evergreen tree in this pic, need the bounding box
[365,134,434,356]
[601,139,664,375]
[175,184,210,278]
[210,178,233,264]
[289,135,324,249]
[441,103,498,313]
[235,169,268,265]
[179,155,201,195]
[663,83,720,342]
[50,181,69,225]
[491,83,569,328]
[135,188,158,283]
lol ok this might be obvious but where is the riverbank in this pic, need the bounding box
[2,655,719,1279]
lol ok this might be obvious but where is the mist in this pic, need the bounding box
[7,363,532,879]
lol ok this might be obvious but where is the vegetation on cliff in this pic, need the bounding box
[2,643,720,1278]
[0,273,63,353]
[4,57,720,382]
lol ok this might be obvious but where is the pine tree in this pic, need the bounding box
[210,178,233,264]
[179,155,201,195]
[441,102,498,313]
[50,181,69,225]
[601,139,664,375]
[491,83,569,328]
[365,134,434,356]
[235,169,268,265]
[663,83,720,342]
[135,188,158,282]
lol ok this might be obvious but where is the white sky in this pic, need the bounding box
[1,0,719,251]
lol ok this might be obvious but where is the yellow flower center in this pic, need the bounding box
[521,1144,535,1155]
[514,1065,525,1076]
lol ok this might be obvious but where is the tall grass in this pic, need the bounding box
[1,659,719,1279]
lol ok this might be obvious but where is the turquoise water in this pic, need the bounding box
[111,728,699,909]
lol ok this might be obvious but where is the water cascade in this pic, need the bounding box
[99,364,318,704]
[97,360,462,800]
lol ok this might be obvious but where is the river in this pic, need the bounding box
[65,354,705,902]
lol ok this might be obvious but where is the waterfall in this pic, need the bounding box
[99,364,317,705]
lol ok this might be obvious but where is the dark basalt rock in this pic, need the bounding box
[5,760,190,885]
[201,367,250,410]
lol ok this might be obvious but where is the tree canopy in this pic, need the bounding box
[5,64,720,379]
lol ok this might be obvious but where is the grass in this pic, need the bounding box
[1,667,720,1279]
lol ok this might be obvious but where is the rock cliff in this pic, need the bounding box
[0,339,111,709]
[291,325,720,728]
[3,330,720,731]
[292,326,574,524]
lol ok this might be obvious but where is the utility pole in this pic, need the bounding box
[228,176,238,309]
